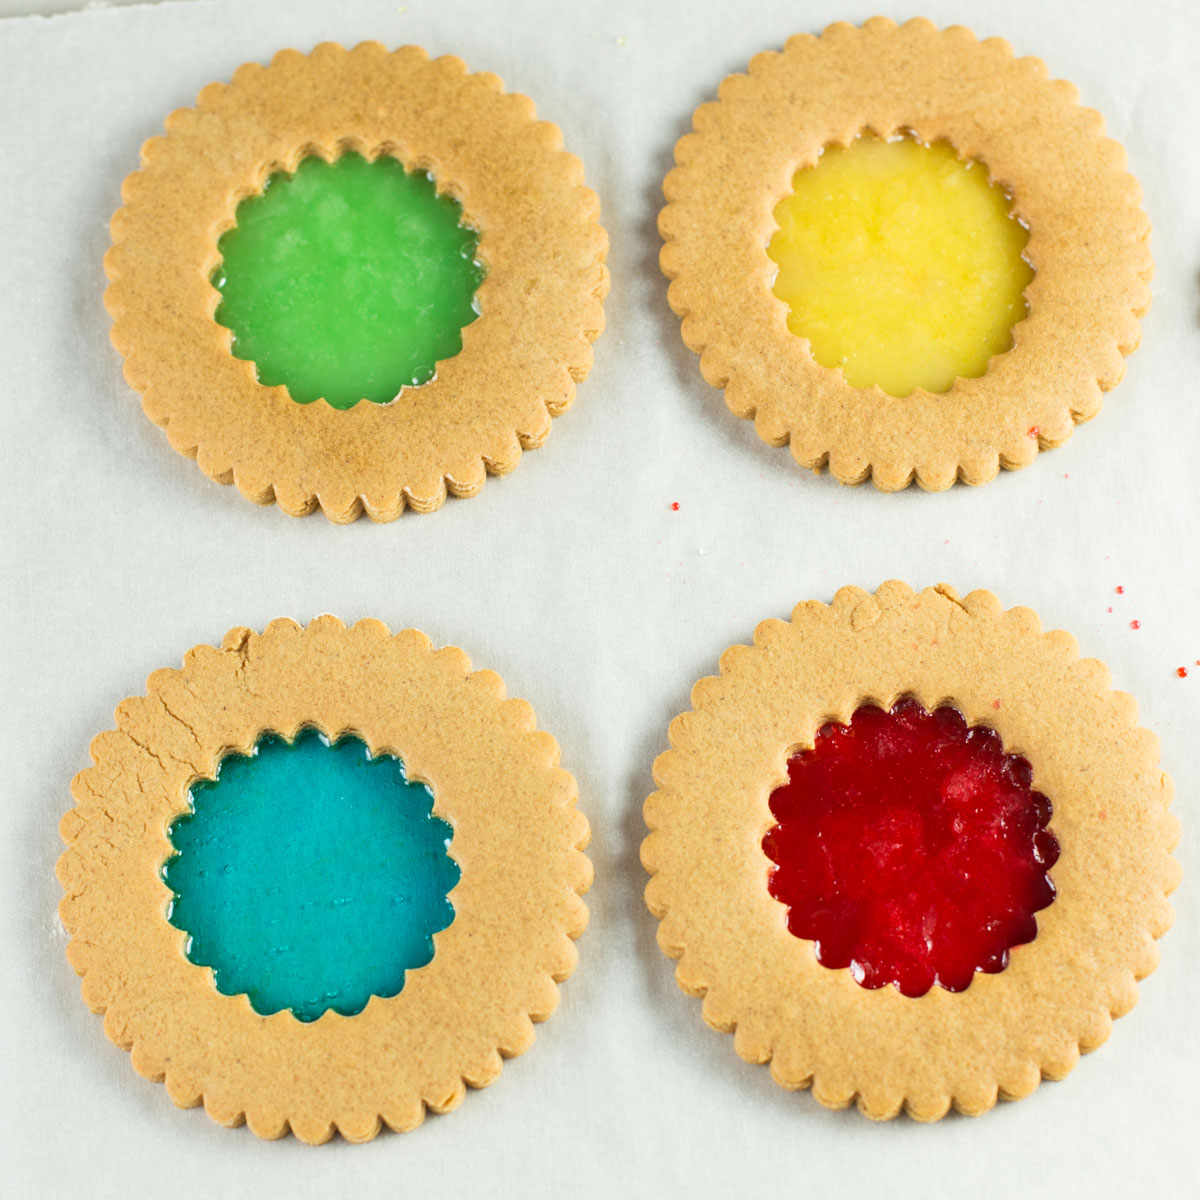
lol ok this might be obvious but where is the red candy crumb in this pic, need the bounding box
[1130,620,1141,630]
[1027,426,1039,438]
[670,501,680,511]
[1178,668,1189,679]
[1115,586,1125,594]
[763,700,1059,998]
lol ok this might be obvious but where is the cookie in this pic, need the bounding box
[642,582,1178,1119]
[58,617,591,1142]
[106,42,609,521]
[659,18,1151,490]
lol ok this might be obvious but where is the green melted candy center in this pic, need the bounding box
[164,730,459,1022]
[212,153,483,409]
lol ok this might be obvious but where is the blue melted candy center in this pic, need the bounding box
[164,729,458,1022]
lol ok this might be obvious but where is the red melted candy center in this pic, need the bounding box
[763,700,1059,997]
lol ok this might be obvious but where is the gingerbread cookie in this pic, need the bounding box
[58,617,591,1142]
[642,582,1178,1119]
[106,42,609,521]
[659,18,1151,490]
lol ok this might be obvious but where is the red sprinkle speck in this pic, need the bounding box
[1027,426,1039,438]
[1106,607,1113,614]
[1130,620,1141,630]
[1115,586,1125,595]
[670,502,680,511]
[1177,668,1188,679]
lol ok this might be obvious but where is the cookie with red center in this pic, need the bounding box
[642,582,1179,1120]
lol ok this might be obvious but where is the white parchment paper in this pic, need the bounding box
[1,1,1197,1196]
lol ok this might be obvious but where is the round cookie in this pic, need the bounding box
[659,18,1151,490]
[106,42,609,521]
[58,617,591,1142]
[642,582,1178,1119]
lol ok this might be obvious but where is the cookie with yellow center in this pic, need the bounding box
[659,18,1151,490]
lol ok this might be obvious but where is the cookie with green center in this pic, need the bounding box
[642,582,1178,1119]
[659,17,1151,490]
[105,42,608,521]
[57,617,591,1143]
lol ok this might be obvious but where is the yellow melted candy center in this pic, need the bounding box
[768,135,1034,397]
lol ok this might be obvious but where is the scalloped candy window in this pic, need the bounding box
[164,729,460,1021]
[212,153,484,409]
[762,699,1059,997]
[768,134,1033,397]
